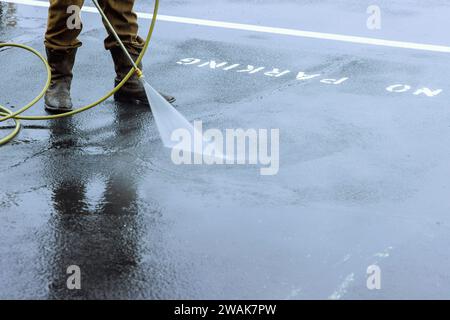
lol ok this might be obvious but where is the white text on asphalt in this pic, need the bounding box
[177,58,443,97]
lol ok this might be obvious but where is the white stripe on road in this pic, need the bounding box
[2,0,450,53]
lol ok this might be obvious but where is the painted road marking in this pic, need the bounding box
[176,57,444,97]
[2,0,450,54]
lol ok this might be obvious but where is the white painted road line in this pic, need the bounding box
[2,0,450,54]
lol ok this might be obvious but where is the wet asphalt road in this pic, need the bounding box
[2,0,450,299]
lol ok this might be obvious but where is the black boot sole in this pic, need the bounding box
[45,104,73,114]
[114,92,176,105]
[163,96,177,104]
[114,93,150,106]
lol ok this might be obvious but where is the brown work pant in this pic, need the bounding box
[44,0,144,54]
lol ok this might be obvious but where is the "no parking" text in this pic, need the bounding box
[177,58,443,98]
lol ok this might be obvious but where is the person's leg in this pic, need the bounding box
[44,0,84,113]
[45,0,85,50]
[98,0,143,55]
[99,0,175,104]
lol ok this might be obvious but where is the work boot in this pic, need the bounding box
[44,48,77,113]
[110,46,176,105]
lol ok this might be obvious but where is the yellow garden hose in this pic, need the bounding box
[0,0,159,146]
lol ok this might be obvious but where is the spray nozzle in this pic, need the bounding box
[135,68,144,79]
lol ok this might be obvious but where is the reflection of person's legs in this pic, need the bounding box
[45,118,88,299]
[44,0,84,113]
[99,0,176,104]
[44,117,142,299]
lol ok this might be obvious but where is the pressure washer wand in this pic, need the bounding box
[91,0,144,78]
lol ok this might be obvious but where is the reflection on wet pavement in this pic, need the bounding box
[0,3,17,27]
[4,0,450,300]
[42,107,144,299]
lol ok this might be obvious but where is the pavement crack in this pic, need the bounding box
[9,147,50,169]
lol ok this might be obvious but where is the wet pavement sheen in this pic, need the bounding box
[2,0,450,299]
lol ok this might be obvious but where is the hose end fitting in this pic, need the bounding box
[135,68,144,79]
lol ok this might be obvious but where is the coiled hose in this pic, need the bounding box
[0,0,159,146]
